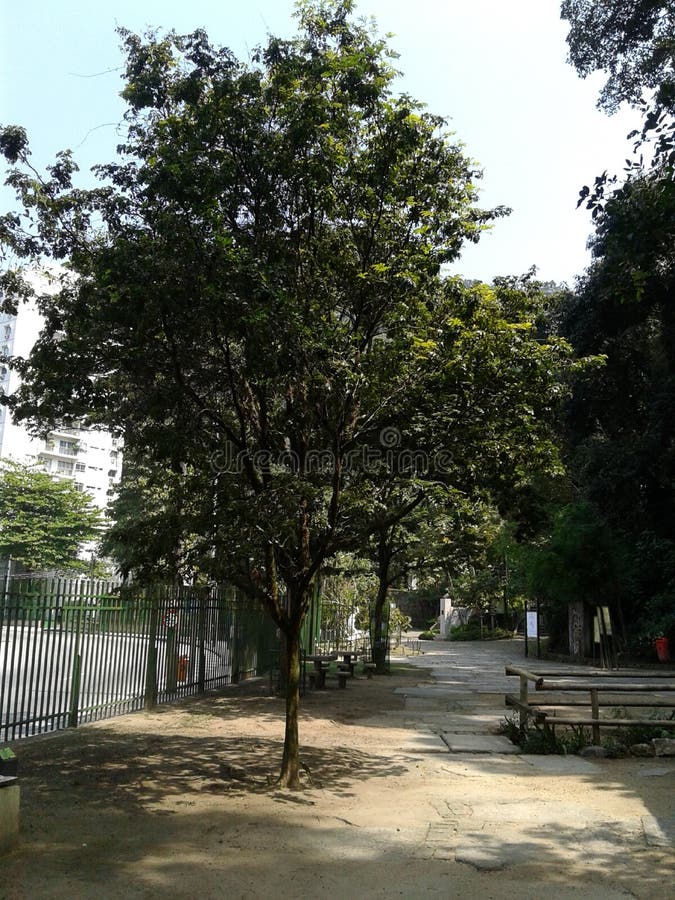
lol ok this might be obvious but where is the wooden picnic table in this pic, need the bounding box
[335,650,359,676]
[305,654,337,689]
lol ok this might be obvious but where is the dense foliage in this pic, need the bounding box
[562,0,675,113]
[0,2,576,784]
[0,461,101,572]
[502,1,675,654]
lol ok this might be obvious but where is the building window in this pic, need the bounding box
[58,440,77,456]
[75,463,85,472]
[57,460,74,474]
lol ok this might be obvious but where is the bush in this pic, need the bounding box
[500,711,672,757]
[419,630,436,641]
[500,716,589,755]
[449,623,512,641]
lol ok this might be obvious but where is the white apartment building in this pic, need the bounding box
[0,272,122,512]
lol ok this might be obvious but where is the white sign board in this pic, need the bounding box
[526,611,538,638]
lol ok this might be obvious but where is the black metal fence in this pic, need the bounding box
[0,578,278,741]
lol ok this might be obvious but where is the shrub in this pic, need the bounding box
[449,623,511,641]
[499,716,588,755]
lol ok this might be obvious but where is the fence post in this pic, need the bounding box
[68,608,83,728]
[590,687,601,744]
[144,598,159,710]
[198,592,206,693]
[166,623,177,693]
[231,604,240,684]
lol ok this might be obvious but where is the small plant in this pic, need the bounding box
[601,736,628,758]
[520,723,567,755]
[621,720,673,745]
[419,630,436,641]
[500,714,583,755]
[499,715,566,754]
[389,605,412,647]
[558,724,591,755]
[499,714,523,744]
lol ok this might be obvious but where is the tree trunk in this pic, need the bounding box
[371,578,389,674]
[278,623,302,788]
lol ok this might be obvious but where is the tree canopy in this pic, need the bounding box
[0,1,574,785]
[0,460,101,572]
[562,1,675,113]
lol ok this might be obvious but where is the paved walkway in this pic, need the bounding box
[395,638,535,754]
[380,638,675,890]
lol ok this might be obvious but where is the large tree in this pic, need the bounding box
[0,460,101,572]
[0,2,570,785]
[561,0,675,113]
[558,0,675,650]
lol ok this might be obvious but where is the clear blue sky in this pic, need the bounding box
[1,0,640,285]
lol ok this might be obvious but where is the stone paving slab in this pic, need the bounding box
[394,686,473,697]
[637,764,675,778]
[441,733,521,754]
[399,733,449,753]
[401,697,452,711]
[432,710,507,732]
[519,754,600,774]
[453,799,634,829]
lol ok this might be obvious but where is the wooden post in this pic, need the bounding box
[520,674,529,728]
[590,688,600,744]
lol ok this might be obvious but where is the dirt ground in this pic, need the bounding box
[1,658,674,899]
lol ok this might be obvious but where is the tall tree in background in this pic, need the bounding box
[553,0,675,648]
[562,1,675,113]
[0,461,101,572]
[563,0,675,210]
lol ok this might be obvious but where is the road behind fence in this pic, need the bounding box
[0,578,278,741]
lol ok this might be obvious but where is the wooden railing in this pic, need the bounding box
[505,665,675,743]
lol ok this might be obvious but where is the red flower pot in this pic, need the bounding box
[655,637,670,663]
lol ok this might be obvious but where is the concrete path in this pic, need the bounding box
[382,638,675,892]
[395,637,534,755]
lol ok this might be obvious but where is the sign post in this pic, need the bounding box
[526,610,539,659]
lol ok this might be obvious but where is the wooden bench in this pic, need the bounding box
[505,665,675,743]
[362,662,377,678]
[337,670,352,689]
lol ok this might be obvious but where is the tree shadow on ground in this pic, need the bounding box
[15,727,409,813]
[4,784,673,900]
[175,663,425,725]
